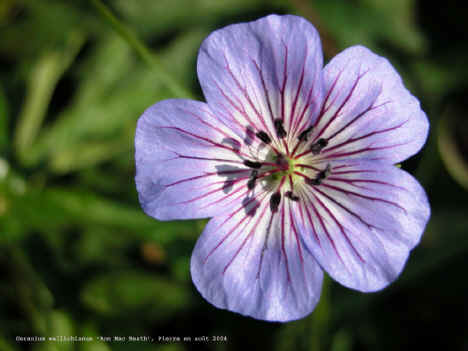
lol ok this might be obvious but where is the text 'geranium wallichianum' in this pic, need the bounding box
[135,15,430,322]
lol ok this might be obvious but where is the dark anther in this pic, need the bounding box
[270,192,282,212]
[243,160,262,169]
[310,138,328,154]
[274,119,287,138]
[285,191,300,201]
[306,164,331,186]
[298,126,314,142]
[305,177,322,186]
[247,170,258,190]
[255,130,272,144]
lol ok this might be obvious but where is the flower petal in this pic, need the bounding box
[191,190,323,322]
[298,160,430,292]
[197,15,324,144]
[311,46,429,164]
[135,99,256,220]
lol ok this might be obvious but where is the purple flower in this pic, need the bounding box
[135,15,430,322]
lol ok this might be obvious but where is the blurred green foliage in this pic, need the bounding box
[1,0,467,350]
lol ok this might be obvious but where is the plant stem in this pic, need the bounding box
[89,0,194,99]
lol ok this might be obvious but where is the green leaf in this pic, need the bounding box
[312,0,425,54]
[14,31,85,165]
[437,108,468,190]
[0,335,19,351]
[275,277,331,351]
[28,30,200,171]
[360,0,426,53]
[81,271,191,320]
[114,0,264,37]
[79,323,112,351]
[0,84,9,152]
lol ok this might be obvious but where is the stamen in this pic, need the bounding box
[298,126,314,142]
[255,130,272,144]
[243,160,262,169]
[274,119,287,138]
[270,192,281,212]
[305,164,331,186]
[310,138,328,154]
[247,170,258,190]
[317,164,331,180]
[285,191,299,201]
[305,177,322,186]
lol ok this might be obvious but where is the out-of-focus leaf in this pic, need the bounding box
[0,0,91,57]
[171,256,191,283]
[29,30,198,171]
[412,60,468,98]
[2,179,198,245]
[79,323,112,351]
[0,248,54,335]
[80,342,111,351]
[14,31,85,165]
[160,29,207,84]
[81,271,191,320]
[0,335,19,351]
[114,0,264,37]
[275,277,331,351]
[334,209,468,322]
[438,108,468,190]
[0,84,9,152]
[360,0,425,53]
[113,344,184,351]
[31,310,75,351]
[312,0,425,54]
[330,330,352,351]
[44,188,157,231]
[0,162,31,243]
[27,28,205,172]
[74,227,134,266]
[0,0,15,25]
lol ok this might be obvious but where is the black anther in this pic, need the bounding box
[305,164,331,186]
[298,126,314,142]
[274,119,287,138]
[285,191,300,201]
[305,177,322,186]
[255,130,272,144]
[316,164,331,181]
[310,138,328,154]
[243,160,262,169]
[270,192,282,212]
[247,170,258,190]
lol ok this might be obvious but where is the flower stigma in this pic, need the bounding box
[240,124,332,210]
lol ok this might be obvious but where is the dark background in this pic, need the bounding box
[1,0,467,350]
